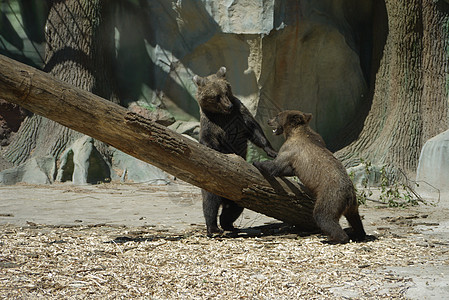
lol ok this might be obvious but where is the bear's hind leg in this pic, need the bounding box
[220,199,244,231]
[344,208,366,241]
[313,204,349,244]
[202,190,222,236]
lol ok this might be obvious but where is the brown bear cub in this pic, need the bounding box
[253,110,366,244]
[193,67,277,236]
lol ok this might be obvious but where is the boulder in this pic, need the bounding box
[128,102,175,127]
[0,156,55,185]
[347,163,382,188]
[56,136,111,185]
[416,129,449,191]
[111,149,169,185]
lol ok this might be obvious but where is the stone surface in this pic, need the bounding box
[167,120,200,141]
[0,136,171,186]
[347,163,382,187]
[203,0,275,34]
[143,0,371,150]
[416,129,449,192]
[1,0,373,184]
[128,102,175,127]
[0,156,55,185]
[111,149,169,185]
[56,136,111,185]
[55,136,169,185]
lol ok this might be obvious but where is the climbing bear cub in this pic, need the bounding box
[193,67,277,235]
[253,110,366,243]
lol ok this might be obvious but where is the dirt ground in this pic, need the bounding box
[0,181,448,299]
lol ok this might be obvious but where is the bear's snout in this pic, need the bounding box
[267,117,283,135]
[220,99,233,113]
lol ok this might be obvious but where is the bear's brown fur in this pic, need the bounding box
[193,67,277,235]
[254,110,366,243]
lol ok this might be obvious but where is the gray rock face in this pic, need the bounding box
[1,0,373,185]
[145,0,371,150]
[416,129,449,192]
[56,136,111,185]
[111,149,169,185]
[55,137,169,185]
[347,163,382,188]
[0,156,55,185]
[0,136,169,186]
[202,0,275,34]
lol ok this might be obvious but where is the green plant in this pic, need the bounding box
[350,159,426,207]
[378,166,426,207]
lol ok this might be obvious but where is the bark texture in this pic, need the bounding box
[337,0,449,177]
[0,53,316,229]
[3,0,116,166]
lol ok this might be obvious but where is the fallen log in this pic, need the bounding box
[0,54,317,230]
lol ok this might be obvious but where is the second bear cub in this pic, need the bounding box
[254,110,366,243]
[194,67,277,236]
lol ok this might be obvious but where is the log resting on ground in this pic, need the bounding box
[0,54,317,230]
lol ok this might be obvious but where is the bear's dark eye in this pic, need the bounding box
[215,95,221,102]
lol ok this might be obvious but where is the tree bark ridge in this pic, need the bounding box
[337,0,449,177]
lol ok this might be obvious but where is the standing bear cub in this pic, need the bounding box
[193,67,277,236]
[253,110,366,244]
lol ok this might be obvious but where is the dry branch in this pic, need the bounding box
[0,54,316,229]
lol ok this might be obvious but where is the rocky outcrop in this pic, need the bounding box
[0,135,169,186]
[416,130,449,192]
[0,156,55,185]
[111,149,169,185]
[144,0,372,151]
[1,0,374,185]
[56,136,111,185]
[128,102,175,127]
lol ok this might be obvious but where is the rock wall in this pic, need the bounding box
[1,0,374,185]
[140,0,372,151]
[416,130,449,192]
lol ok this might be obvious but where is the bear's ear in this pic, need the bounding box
[290,114,303,125]
[193,75,205,87]
[288,112,310,125]
[303,113,312,124]
[216,66,227,78]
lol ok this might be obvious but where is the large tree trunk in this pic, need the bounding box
[3,0,116,174]
[0,53,316,230]
[337,0,449,177]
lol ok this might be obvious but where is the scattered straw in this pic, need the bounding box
[1,221,448,299]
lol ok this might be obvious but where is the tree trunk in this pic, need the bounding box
[0,53,317,230]
[337,0,449,177]
[3,0,116,171]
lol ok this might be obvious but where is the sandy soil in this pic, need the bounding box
[0,182,448,299]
